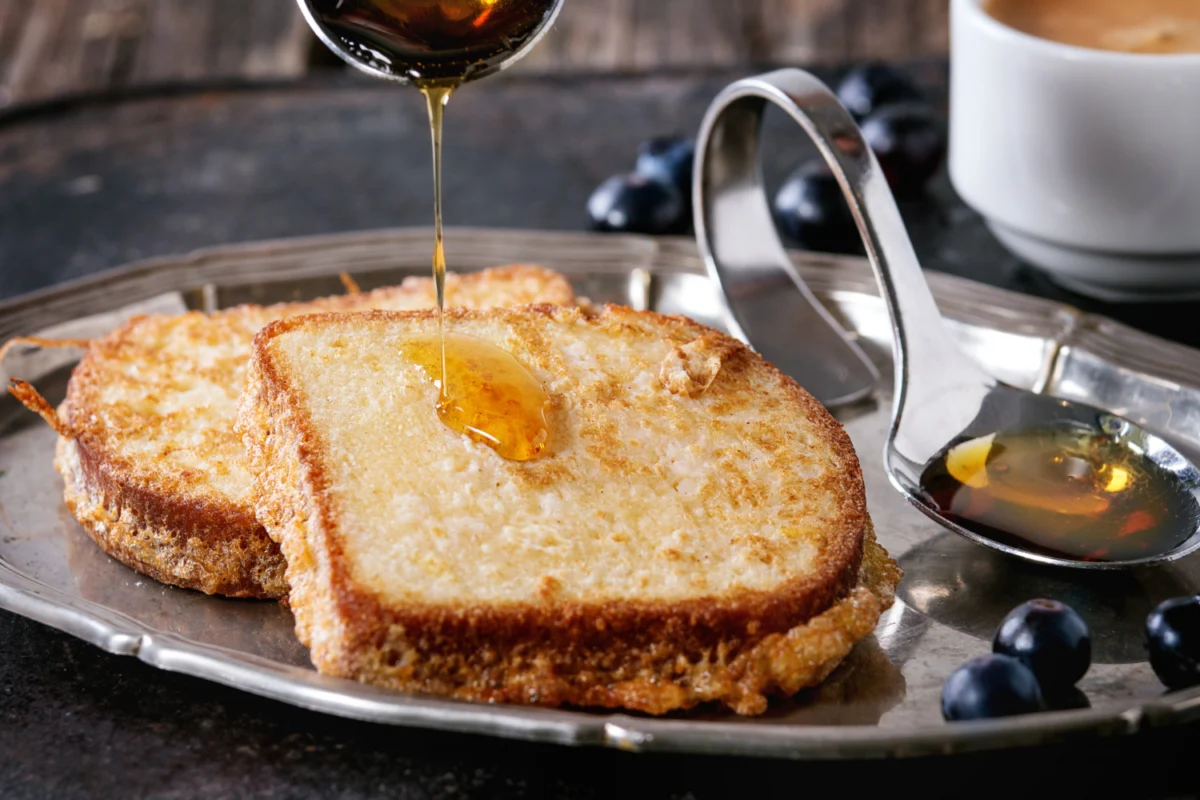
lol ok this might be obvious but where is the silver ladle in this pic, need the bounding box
[695,69,1200,570]
[295,0,564,85]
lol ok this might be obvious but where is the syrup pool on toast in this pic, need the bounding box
[400,331,550,461]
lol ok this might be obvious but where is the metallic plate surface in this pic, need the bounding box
[2,227,1200,760]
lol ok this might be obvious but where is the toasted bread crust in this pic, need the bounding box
[240,305,899,714]
[48,266,575,599]
[57,437,287,596]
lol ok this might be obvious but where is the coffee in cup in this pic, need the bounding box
[985,0,1200,55]
[950,0,1200,301]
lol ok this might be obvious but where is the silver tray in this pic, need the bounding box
[3,227,1200,760]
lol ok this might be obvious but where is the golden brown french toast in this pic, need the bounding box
[15,266,575,599]
[237,304,899,714]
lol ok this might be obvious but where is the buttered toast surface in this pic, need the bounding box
[42,266,575,599]
[238,305,899,715]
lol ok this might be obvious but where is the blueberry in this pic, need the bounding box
[1146,595,1200,690]
[836,62,924,121]
[993,599,1092,690]
[635,136,695,205]
[773,161,862,254]
[860,103,947,197]
[587,173,686,235]
[941,654,1045,721]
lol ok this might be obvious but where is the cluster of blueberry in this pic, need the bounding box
[585,64,946,252]
[774,64,946,254]
[942,596,1200,722]
[587,136,697,237]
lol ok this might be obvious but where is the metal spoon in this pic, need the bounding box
[295,0,564,85]
[694,68,1200,569]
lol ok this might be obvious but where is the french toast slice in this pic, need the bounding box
[20,266,574,599]
[237,305,900,715]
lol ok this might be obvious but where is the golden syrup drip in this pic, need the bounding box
[410,61,549,462]
[422,82,454,388]
[401,332,550,461]
[319,6,555,462]
[920,425,1194,562]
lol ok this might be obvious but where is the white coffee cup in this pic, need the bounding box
[949,0,1200,301]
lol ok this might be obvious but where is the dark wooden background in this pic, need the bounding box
[0,0,951,106]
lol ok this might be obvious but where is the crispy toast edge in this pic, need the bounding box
[57,436,287,598]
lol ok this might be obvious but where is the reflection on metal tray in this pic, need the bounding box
[1,227,1199,760]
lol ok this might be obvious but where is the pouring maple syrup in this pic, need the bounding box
[306,0,558,461]
[920,423,1197,562]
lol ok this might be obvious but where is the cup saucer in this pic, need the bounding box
[988,222,1200,303]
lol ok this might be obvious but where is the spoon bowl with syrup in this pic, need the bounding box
[298,0,564,85]
[694,69,1200,569]
[910,386,1200,567]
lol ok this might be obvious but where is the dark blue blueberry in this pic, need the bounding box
[860,103,947,197]
[587,173,686,235]
[1146,595,1200,690]
[635,136,696,205]
[773,160,861,254]
[836,62,924,121]
[941,654,1045,721]
[993,599,1092,689]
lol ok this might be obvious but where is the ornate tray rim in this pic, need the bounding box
[3,226,1200,761]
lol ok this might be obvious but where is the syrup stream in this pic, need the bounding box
[422,83,455,395]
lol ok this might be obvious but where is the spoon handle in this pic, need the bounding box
[693,76,880,407]
[694,69,991,429]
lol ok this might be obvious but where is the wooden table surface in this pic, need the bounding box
[0,0,952,106]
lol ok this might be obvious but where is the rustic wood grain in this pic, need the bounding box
[131,0,214,83]
[518,0,949,72]
[0,0,312,106]
[0,0,950,107]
